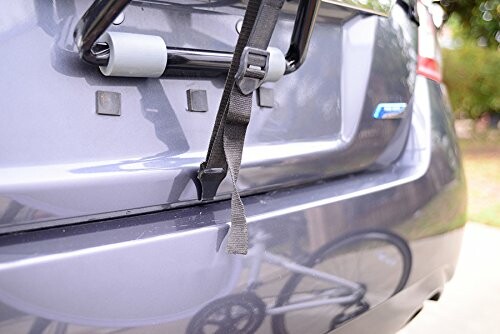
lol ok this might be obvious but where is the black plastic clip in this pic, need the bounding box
[197,164,227,201]
[235,47,270,95]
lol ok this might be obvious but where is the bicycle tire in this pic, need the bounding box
[271,230,412,334]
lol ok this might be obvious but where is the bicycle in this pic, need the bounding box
[186,229,412,334]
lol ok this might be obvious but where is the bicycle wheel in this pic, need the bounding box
[186,292,266,334]
[271,230,412,334]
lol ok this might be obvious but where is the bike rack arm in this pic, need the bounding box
[285,0,321,73]
[73,0,321,74]
[74,0,132,66]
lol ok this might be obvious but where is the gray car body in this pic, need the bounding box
[0,1,465,333]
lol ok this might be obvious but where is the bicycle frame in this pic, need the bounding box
[245,233,365,316]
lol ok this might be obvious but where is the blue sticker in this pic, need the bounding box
[373,103,407,119]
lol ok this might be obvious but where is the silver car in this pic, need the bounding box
[0,0,465,333]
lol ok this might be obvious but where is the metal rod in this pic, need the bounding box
[167,47,233,71]
[74,0,321,74]
[74,0,132,65]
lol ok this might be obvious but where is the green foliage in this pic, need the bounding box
[460,139,500,227]
[442,43,500,119]
[441,0,499,48]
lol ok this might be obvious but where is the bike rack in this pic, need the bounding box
[73,0,321,76]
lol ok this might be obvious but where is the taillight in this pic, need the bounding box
[416,1,442,82]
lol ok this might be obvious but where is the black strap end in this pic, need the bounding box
[197,165,227,201]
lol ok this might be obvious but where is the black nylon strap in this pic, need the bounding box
[198,0,284,254]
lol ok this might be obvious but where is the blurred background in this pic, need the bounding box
[439,0,499,229]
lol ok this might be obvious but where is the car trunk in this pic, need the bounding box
[0,0,417,232]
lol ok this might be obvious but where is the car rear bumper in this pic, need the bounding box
[0,76,466,332]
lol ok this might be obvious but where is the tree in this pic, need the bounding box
[443,44,500,119]
[440,0,499,48]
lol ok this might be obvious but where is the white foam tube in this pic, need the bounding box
[264,47,286,83]
[99,32,168,78]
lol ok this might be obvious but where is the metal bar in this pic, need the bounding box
[167,0,322,73]
[263,252,362,291]
[167,48,233,71]
[73,0,321,74]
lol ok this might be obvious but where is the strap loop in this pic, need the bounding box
[198,0,285,255]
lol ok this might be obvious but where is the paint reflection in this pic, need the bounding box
[186,229,411,334]
[0,226,411,334]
